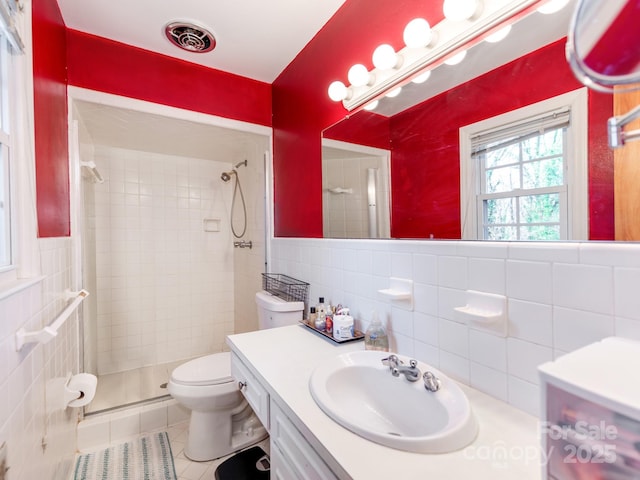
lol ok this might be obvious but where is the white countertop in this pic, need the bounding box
[227,324,543,480]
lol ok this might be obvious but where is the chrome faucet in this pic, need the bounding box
[381,354,421,382]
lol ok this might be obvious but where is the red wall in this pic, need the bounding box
[390,40,614,239]
[32,0,69,237]
[273,3,614,240]
[66,30,272,127]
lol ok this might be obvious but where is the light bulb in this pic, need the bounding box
[537,0,570,14]
[328,81,348,102]
[386,87,402,98]
[412,70,431,84]
[444,50,467,65]
[363,100,379,111]
[403,18,433,48]
[484,25,511,43]
[348,64,372,87]
[372,44,399,70]
[443,0,481,21]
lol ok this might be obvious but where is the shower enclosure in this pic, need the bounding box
[70,90,271,414]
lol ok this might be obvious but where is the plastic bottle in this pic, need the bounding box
[308,306,317,326]
[315,297,326,331]
[364,312,389,351]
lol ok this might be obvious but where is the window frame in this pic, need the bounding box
[0,29,13,273]
[459,88,589,241]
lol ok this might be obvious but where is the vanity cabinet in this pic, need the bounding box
[230,352,337,480]
[230,352,270,429]
[270,400,337,480]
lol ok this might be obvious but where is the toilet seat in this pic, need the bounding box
[170,352,233,386]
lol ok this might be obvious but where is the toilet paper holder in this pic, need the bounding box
[63,372,98,408]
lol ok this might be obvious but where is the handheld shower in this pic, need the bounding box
[220,159,248,238]
[220,171,235,182]
[220,160,247,182]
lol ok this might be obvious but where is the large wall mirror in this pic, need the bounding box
[321,0,626,242]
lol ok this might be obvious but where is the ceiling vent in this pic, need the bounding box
[164,22,216,53]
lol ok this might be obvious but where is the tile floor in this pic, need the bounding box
[88,360,190,413]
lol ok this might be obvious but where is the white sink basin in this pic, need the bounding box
[309,350,478,453]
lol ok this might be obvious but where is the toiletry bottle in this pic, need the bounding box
[315,297,326,331]
[316,297,326,317]
[325,303,334,334]
[364,312,389,351]
[308,306,317,326]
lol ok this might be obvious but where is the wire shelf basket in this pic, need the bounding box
[262,273,310,311]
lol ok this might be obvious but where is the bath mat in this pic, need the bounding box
[73,431,177,480]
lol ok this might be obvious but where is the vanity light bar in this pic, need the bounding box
[341,0,549,112]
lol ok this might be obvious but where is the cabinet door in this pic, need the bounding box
[270,443,299,480]
[231,353,270,431]
[270,400,337,480]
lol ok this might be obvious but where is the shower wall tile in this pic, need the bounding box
[92,146,237,375]
[271,238,640,417]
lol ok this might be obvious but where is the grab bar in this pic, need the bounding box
[15,289,89,351]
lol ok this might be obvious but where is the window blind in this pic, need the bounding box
[471,107,570,157]
[0,0,23,53]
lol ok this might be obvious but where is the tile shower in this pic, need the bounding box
[81,143,266,412]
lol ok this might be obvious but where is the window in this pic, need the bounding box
[460,89,588,241]
[0,28,12,269]
[0,0,25,275]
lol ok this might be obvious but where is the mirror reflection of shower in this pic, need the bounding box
[221,160,251,246]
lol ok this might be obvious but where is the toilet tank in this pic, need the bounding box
[255,291,304,329]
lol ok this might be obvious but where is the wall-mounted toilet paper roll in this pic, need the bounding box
[64,373,97,408]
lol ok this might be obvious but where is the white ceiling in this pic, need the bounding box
[56,0,347,83]
[73,100,269,161]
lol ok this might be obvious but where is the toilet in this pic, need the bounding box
[167,291,304,461]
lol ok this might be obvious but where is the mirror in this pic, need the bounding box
[322,0,622,241]
[567,0,640,93]
[321,139,391,238]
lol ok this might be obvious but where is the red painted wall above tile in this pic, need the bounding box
[66,30,272,127]
[32,0,69,237]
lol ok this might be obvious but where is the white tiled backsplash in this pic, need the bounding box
[4,233,640,478]
[270,238,640,417]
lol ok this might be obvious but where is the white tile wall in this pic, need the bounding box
[89,146,238,375]
[322,154,390,239]
[270,238,640,417]
[0,238,79,480]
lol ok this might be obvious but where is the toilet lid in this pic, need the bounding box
[170,352,233,386]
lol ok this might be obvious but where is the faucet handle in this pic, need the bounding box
[423,371,441,392]
[381,354,400,369]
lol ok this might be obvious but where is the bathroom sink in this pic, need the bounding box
[309,351,478,453]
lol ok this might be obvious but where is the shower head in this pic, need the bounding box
[221,170,236,182]
[221,160,247,182]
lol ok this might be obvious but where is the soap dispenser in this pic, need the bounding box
[364,312,389,351]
